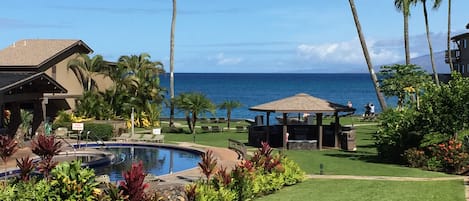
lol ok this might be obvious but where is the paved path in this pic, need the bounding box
[307,174,465,181]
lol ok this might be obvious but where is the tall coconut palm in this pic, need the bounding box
[416,0,442,86]
[395,0,413,65]
[169,0,177,127]
[447,0,454,71]
[67,54,107,91]
[218,100,242,129]
[348,0,387,110]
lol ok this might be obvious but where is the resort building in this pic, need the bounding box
[0,39,110,135]
[445,24,469,76]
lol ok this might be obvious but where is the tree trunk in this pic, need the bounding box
[169,0,177,127]
[423,2,440,86]
[447,0,454,71]
[404,2,411,65]
[348,0,387,111]
[227,110,231,129]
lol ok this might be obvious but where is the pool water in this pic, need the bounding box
[93,146,201,181]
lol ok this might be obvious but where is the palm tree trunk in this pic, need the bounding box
[422,2,440,86]
[447,0,454,71]
[348,0,387,111]
[404,5,411,65]
[169,0,177,127]
[227,111,231,129]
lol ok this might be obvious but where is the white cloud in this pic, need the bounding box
[209,53,243,65]
[297,38,405,65]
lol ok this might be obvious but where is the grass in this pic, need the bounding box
[256,179,465,201]
[161,117,465,200]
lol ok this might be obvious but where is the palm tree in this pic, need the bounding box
[175,92,214,135]
[67,54,107,91]
[417,0,441,86]
[395,0,413,65]
[447,0,454,71]
[218,100,242,129]
[348,0,387,110]
[169,0,177,128]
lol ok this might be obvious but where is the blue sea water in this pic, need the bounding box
[159,73,393,119]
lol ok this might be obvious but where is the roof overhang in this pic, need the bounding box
[0,72,67,95]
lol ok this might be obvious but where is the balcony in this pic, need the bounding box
[445,49,460,63]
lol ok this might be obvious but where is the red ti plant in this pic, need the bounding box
[0,135,18,166]
[16,156,34,182]
[250,141,283,173]
[214,165,232,187]
[185,184,197,201]
[31,134,62,178]
[119,161,149,201]
[198,149,217,182]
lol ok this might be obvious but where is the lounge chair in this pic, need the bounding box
[54,127,68,138]
[141,134,165,143]
[112,133,132,141]
[210,118,218,123]
[218,117,226,123]
[129,134,144,141]
[235,126,245,133]
[201,126,211,133]
[211,125,222,133]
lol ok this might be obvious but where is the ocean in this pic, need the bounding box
[159,73,392,120]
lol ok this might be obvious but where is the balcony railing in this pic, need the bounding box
[445,49,460,63]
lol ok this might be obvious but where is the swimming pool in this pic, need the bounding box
[85,143,202,181]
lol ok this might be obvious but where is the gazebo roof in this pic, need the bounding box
[249,93,355,113]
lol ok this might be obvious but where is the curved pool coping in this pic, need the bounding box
[74,141,205,178]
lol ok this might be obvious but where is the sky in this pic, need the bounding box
[1,0,469,73]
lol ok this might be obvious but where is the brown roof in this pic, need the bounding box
[0,39,92,69]
[249,93,355,113]
[451,32,469,41]
[0,72,67,94]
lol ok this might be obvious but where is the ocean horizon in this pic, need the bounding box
[159,73,394,120]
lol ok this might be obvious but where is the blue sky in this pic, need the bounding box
[1,0,469,73]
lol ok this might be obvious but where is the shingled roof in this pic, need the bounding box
[0,39,92,71]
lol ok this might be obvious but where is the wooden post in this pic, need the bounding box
[317,113,323,150]
[282,113,287,151]
[266,112,270,144]
[334,112,340,148]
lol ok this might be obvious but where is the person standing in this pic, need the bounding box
[369,103,375,116]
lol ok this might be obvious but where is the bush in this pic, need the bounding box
[403,148,427,168]
[83,123,113,141]
[429,140,469,174]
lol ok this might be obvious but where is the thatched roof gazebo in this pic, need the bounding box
[249,93,355,150]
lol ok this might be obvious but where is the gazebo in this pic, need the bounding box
[249,93,355,150]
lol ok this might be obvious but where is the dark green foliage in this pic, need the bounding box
[84,123,113,141]
[374,108,423,162]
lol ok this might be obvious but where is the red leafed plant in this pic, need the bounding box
[214,165,232,187]
[185,183,197,201]
[250,141,282,172]
[16,156,34,182]
[31,134,62,178]
[119,161,149,201]
[0,135,18,165]
[198,149,217,182]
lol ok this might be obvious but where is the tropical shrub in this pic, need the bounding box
[374,108,422,162]
[403,148,427,168]
[16,156,34,182]
[187,142,305,201]
[428,140,469,173]
[50,160,101,200]
[31,134,62,178]
[84,123,113,141]
[0,135,18,166]
[119,161,149,201]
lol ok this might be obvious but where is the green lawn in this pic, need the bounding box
[161,117,465,200]
[256,179,465,201]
